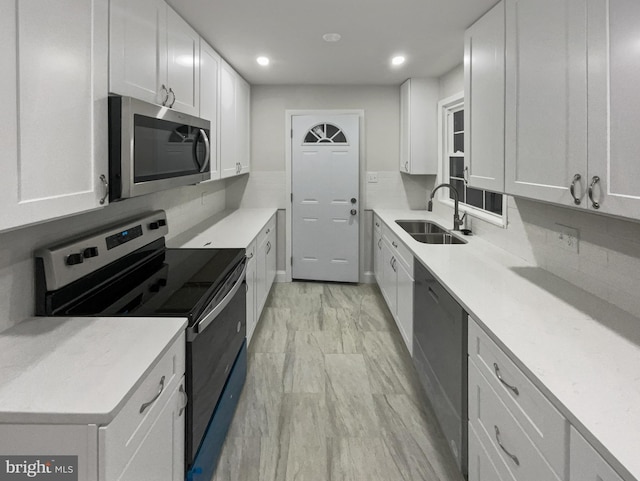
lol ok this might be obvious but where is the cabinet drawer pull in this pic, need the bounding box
[160,84,169,106]
[246,252,253,259]
[494,425,520,466]
[494,363,519,395]
[266,228,270,234]
[99,174,108,205]
[140,375,165,413]
[375,222,380,227]
[588,176,601,209]
[377,238,382,249]
[427,286,439,303]
[178,384,188,417]
[392,241,398,248]
[569,173,582,205]
[392,257,397,272]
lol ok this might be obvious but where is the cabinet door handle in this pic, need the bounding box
[377,238,382,249]
[588,176,601,209]
[463,166,469,185]
[404,160,409,171]
[140,375,165,413]
[266,241,271,254]
[391,257,397,272]
[392,241,398,248]
[494,425,520,466]
[493,363,519,395]
[569,173,582,205]
[178,384,188,417]
[99,174,108,205]
[266,228,270,234]
[375,222,380,228]
[246,252,254,259]
[160,84,169,106]
[168,87,176,108]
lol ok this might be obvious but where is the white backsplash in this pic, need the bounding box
[433,195,640,319]
[0,181,227,333]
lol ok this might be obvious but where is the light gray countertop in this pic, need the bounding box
[168,208,278,249]
[374,208,640,481]
[0,317,186,425]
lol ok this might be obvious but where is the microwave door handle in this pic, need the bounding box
[187,260,247,341]
[199,129,210,173]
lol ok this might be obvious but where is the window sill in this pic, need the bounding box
[438,198,507,228]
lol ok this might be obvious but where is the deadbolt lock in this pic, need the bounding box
[351,198,357,204]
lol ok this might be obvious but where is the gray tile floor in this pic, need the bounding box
[213,282,464,481]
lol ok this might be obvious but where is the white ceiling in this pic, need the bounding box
[167,0,498,85]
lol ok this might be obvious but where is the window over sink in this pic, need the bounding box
[438,92,506,227]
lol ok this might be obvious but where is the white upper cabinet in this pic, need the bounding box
[464,1,505,192]
[504,0,588,206]
[400,78,439,175]
[220,60,251,179]
[0,0,109,233]
[166,7,200,116]
[199,40,220,181]
[586,0,640,218]
[109,0,168,106]
[110,0,200,116]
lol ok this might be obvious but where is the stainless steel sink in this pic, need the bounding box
[395,220,467,244]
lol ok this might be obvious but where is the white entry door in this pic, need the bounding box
[292,114,360,282]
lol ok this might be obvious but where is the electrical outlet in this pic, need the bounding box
[555,223,579,254]
[367,172,378,183]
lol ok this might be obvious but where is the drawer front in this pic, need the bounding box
[99,332,186,480]
[257,214,276,247]
[469,423,512,481]
[468,318,568,478]
[469,360,562,481]
[381,223,413,274]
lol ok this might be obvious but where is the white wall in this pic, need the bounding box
[0,180,227,333]
[227,84,432,279]
[434,64,640,320]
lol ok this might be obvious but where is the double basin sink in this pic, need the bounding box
[395,220,467,245]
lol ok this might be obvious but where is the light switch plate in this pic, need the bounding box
[367,172,378,183]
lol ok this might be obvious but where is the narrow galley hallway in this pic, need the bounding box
[213,282,464,481]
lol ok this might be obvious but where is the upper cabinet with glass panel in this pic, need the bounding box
[303,123,348,145]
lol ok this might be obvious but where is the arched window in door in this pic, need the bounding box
[303,123,348,145]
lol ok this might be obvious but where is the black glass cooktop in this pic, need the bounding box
[43,243,244,325]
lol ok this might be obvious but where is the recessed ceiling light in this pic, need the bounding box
[322,33,341,42]
[391,55,406,66]
[256,56,270,66]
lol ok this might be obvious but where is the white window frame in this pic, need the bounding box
[437,91,507,228]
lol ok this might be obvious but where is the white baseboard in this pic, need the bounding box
[275,270,287,283]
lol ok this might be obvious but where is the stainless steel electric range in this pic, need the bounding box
[35,211,246,481]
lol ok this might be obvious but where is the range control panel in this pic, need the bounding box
[36,211,169,291]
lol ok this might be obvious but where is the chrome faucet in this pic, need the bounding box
[427,183,462,231]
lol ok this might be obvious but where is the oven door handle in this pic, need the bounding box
[188,260,247,341]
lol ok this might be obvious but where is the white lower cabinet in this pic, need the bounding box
[570,428,624,481]
[247,214,276,345]
[101,377,185,481]
[469,423,509,481]
[0,332,186,481]
[245,239,257,343]
[373,218,414,355]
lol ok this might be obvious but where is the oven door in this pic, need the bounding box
[109,96,211,201]
[185,258,247,468]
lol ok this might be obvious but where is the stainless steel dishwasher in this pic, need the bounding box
[413,259,468,478]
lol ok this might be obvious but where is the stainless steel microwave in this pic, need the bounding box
[108,96,211,202]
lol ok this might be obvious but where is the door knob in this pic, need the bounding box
[350,209,357,215]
